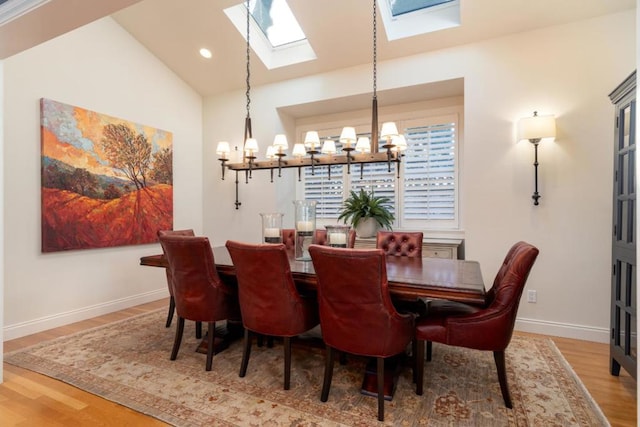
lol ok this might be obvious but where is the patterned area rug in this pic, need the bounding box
[4,310,609,426]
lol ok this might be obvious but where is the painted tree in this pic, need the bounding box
[101,123,152,190]
[70,168,97,196]
[150,147,172,184]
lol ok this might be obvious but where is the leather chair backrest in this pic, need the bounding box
[309,245,414,357]
[448,241,539,350]
[314,229,357,248]
[158,235,233,322]
[157,229,196,296]
[376,231,423,257]
[281,229,296,251]
[226,240,313,336]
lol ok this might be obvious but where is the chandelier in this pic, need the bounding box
[216,0,407,209]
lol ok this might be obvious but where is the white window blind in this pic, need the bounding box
[299,112,459,229]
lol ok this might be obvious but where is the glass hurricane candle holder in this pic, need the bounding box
[325,225,351,248]
[293,200,317,260]
[260,212,283,244]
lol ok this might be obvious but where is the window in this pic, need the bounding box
[299,112,460,230]
[379,0,460,41]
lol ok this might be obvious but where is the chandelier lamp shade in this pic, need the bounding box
[517,111,556,206]
[216,0,407,209]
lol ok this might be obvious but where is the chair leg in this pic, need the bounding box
[320,346,335,402]
[493,350,512,408]
[195,321,203,339]
[376,357,385,422]
[415,340,424,396]
[239,329,252,377]
[339,351,347,365]
[170,317,184,361]
[284,336,291,390]
[426,341,433,362]
[165,296,175,328]
[205,321,215,371]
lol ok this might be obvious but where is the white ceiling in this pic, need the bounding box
[0,0,636,98]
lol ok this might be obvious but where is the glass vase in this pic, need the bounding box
[293,200,317,260]
[325,225,351,248]
[260,213,283,244]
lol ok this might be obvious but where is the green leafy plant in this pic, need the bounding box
[337,189,394,229]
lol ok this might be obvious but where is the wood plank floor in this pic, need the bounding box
[0,299,636,426]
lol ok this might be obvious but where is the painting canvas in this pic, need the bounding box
[40,98,173,252]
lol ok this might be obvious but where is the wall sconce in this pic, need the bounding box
[517,111,556,205]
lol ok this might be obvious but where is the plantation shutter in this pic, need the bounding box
[303,131,345,218]
[402,120,456,221]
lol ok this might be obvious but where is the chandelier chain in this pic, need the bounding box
[245,0,251,118]
[372,0,377,99]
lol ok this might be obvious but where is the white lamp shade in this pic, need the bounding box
[355,136,371,153]
[265,145,277,159]
[244,138,259,154]
[321,139,336,155]
[518,113,556,141]
[380,122,399,139]
[216,141,230,158]
[273,134,288,150]
[304,131,320,149]
[292,142,306,157]
[339,127,357,145]
[392,134,407,151]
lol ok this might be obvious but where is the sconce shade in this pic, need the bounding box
[292,142,306,157]
[304,131,320,150]
[216,141,231,158]
[339,126,357,148]
[273,134,288,150]
[356,136,371,153]
[392,134,407,152]
[265,145,277,159]
[244,138,259,155]
[321,139,337,155]
[518,112,556,142]
[380,122,399,139]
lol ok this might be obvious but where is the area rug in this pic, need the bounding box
[4,309,609,426]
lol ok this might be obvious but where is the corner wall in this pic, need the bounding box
[2,17,203,339]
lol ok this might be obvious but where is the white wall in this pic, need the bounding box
[2,17,203,339]
[204,11,636,342]
[0,59,5,380]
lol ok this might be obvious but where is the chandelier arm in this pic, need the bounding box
[370,0,379,153]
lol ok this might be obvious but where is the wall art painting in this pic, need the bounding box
[40,98,173,252]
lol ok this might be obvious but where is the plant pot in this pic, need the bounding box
[355,217,380,238]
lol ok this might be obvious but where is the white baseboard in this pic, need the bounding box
[3,290,167,341]
[515,317,609,344]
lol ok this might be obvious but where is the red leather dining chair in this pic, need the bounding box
[376,231,423,257]
[414,241,539,408]
[157,229,195,329]
[314,229,356,248]
[309,245,416,421]
[159,235,240,371]
[281,229,296,251]
[226,240,320,390]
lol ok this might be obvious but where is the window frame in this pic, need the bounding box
[295,104,463,232]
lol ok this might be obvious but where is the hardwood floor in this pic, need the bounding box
[0,299,636,426]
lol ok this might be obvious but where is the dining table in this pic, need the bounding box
[140,245,486,399]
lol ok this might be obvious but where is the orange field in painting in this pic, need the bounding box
[41,184,173,252]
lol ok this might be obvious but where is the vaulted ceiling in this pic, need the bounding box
[0,0,635,97]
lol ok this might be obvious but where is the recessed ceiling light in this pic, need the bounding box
[199,48,212,59]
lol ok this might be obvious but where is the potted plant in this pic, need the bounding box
[337,189,394,238]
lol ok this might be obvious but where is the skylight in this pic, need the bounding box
[224,0,316,70]
[249,0,305,48]
[380,0,460,41]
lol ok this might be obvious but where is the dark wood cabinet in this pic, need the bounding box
[609,70,637,379]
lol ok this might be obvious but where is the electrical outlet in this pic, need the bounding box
[527,290,537,303]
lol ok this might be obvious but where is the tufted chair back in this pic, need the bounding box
[281,229,296,251]
[376,231,423,257]
[157,229,195,328]
[309,245,416,421]
[159,235,240,370]
[314,229,356,248]
[226,240,319,389]
[414,241,539,407]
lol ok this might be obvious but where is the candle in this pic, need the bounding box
[264,228,280,238]
[329,233,347,245]
[296,221,314,232]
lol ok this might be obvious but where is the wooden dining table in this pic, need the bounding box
[141,246,486,305]
[141,245,485,400]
